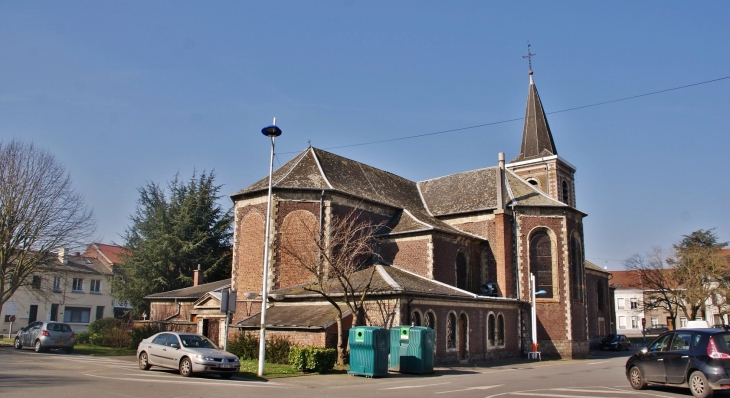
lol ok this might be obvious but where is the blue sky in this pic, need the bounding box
[1,1,728,270]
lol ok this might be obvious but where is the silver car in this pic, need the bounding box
[13,321,75,353]
[137,332,240,378]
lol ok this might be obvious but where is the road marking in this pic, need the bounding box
[586,361,609,365]
[434,384,502,394]
[511,393,601,398]
[379,382,451,390]
[552,388,636,394]
[84,373,288,388]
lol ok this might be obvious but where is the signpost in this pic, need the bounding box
[8,315,15,339]
[641,317,646,346]
[220,289,237,351]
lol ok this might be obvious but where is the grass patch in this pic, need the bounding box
[237,359,301,379]
[73,344,137,356]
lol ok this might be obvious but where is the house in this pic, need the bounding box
[1,245,120,333]
[82,243,133,317]
[144,266,231,347]
[227,68,613,363]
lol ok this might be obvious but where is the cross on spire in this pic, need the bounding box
[523,41,536,75]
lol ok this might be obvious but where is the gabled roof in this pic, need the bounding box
[609,270,643,290]
[236,304,348,330]
[83,243,129,266]
[511,75,558,163]
[47,254,112,276]
[584,260,610,275]
[145,279,231,300]
[231,147,479,239]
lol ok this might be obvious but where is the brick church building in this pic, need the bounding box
[228,70,611,363]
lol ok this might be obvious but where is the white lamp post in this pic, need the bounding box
[531,273,546,355]
[258,118,282,376]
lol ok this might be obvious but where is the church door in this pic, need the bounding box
[202,318,220,346]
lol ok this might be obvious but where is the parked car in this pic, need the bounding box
[137,332,240,378]
[600,334,631,351]
[644,325,670,335]
[626,328,730,398]
[13,321,75,353]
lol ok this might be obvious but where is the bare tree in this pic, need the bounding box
[0,140,95,307]
[280,206,382,364]
[625,230,730,326]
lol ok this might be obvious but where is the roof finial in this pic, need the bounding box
[523,41,536,82]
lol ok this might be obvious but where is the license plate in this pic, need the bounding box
[219,364,231,368]
[57,342,65,345]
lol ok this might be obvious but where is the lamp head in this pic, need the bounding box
[261,125,282,137]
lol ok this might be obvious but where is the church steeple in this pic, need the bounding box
[506,44,576,207]
[512,70,557,163]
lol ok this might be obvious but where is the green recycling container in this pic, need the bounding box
[389,326,435,374]
[348,326,390,377]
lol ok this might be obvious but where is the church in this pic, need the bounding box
[228,69,612,363]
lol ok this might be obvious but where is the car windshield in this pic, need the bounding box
[712,333,730,354]
[179,335,218,349]
[601,335,617,342]
[47,323,71,332]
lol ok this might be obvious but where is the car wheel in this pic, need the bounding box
[628,366,647,390]
[34,340,44,353]
[64,347,73,354]
[138,352,151,370]
[179,357,193,377]
[13,338,22,350]
[220,373,233,379]
[689,371,714,398]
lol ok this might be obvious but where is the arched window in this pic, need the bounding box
[562,180,570,205]
[411,310,422,326]
[570,235,584,302]
[425,311,435,329]
[446,312,456,349]
[497,314,505,346]
[456,252,468,290]
[530,231,553,298]
[487,313,496,347]
[597,281,605,311]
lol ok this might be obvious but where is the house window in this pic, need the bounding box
[90,279,101,294]
[95,306,105,320]
[446,313,456,349]
[63,307,91,323]
[618,316,626,329]
[53,277,62,291]
[651,317,658,326]
[530,231,553,298]
[630,298,638,309]
[487,313,496,347]
[31,275,41,289]
[680,317,687,327]
[617,298,625,310]
[72,278,84,292]
[456,252,468,291]
[631,316,639,329]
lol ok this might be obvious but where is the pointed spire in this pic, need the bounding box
[512,47,557,163]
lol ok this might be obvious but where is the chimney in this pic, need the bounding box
[58,248,68,264]
[496,152,505,211]
[193,264,203,286]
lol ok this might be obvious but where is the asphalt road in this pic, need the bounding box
[2,346,729,398]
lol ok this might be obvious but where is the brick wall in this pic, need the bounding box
[276,206,319,289]
[379,238,431,278]
[233,205,267,294]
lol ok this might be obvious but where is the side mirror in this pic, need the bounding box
[641,347,648,354]
[170,343,180,349]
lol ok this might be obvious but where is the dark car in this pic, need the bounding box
[600,334,631,351]
[13,321,75,353]
[626,328,730,398]
[644,324,670,335]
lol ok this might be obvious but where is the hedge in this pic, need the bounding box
[288,346,336,373]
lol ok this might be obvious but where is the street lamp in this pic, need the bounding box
[258,118,282,376]
[530,273,546,357]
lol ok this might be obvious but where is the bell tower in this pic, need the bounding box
[506,45,576,207]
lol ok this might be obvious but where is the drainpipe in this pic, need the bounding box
[318,190,325,277]
[164,298,181,321]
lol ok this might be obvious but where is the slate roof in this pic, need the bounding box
[231,147,478,239]
[271,264,480,299]
[145,279,231,300]
[584,260,610,275]
[48,254,113,276]
[236,304,345,329]
[511,76,558,163]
